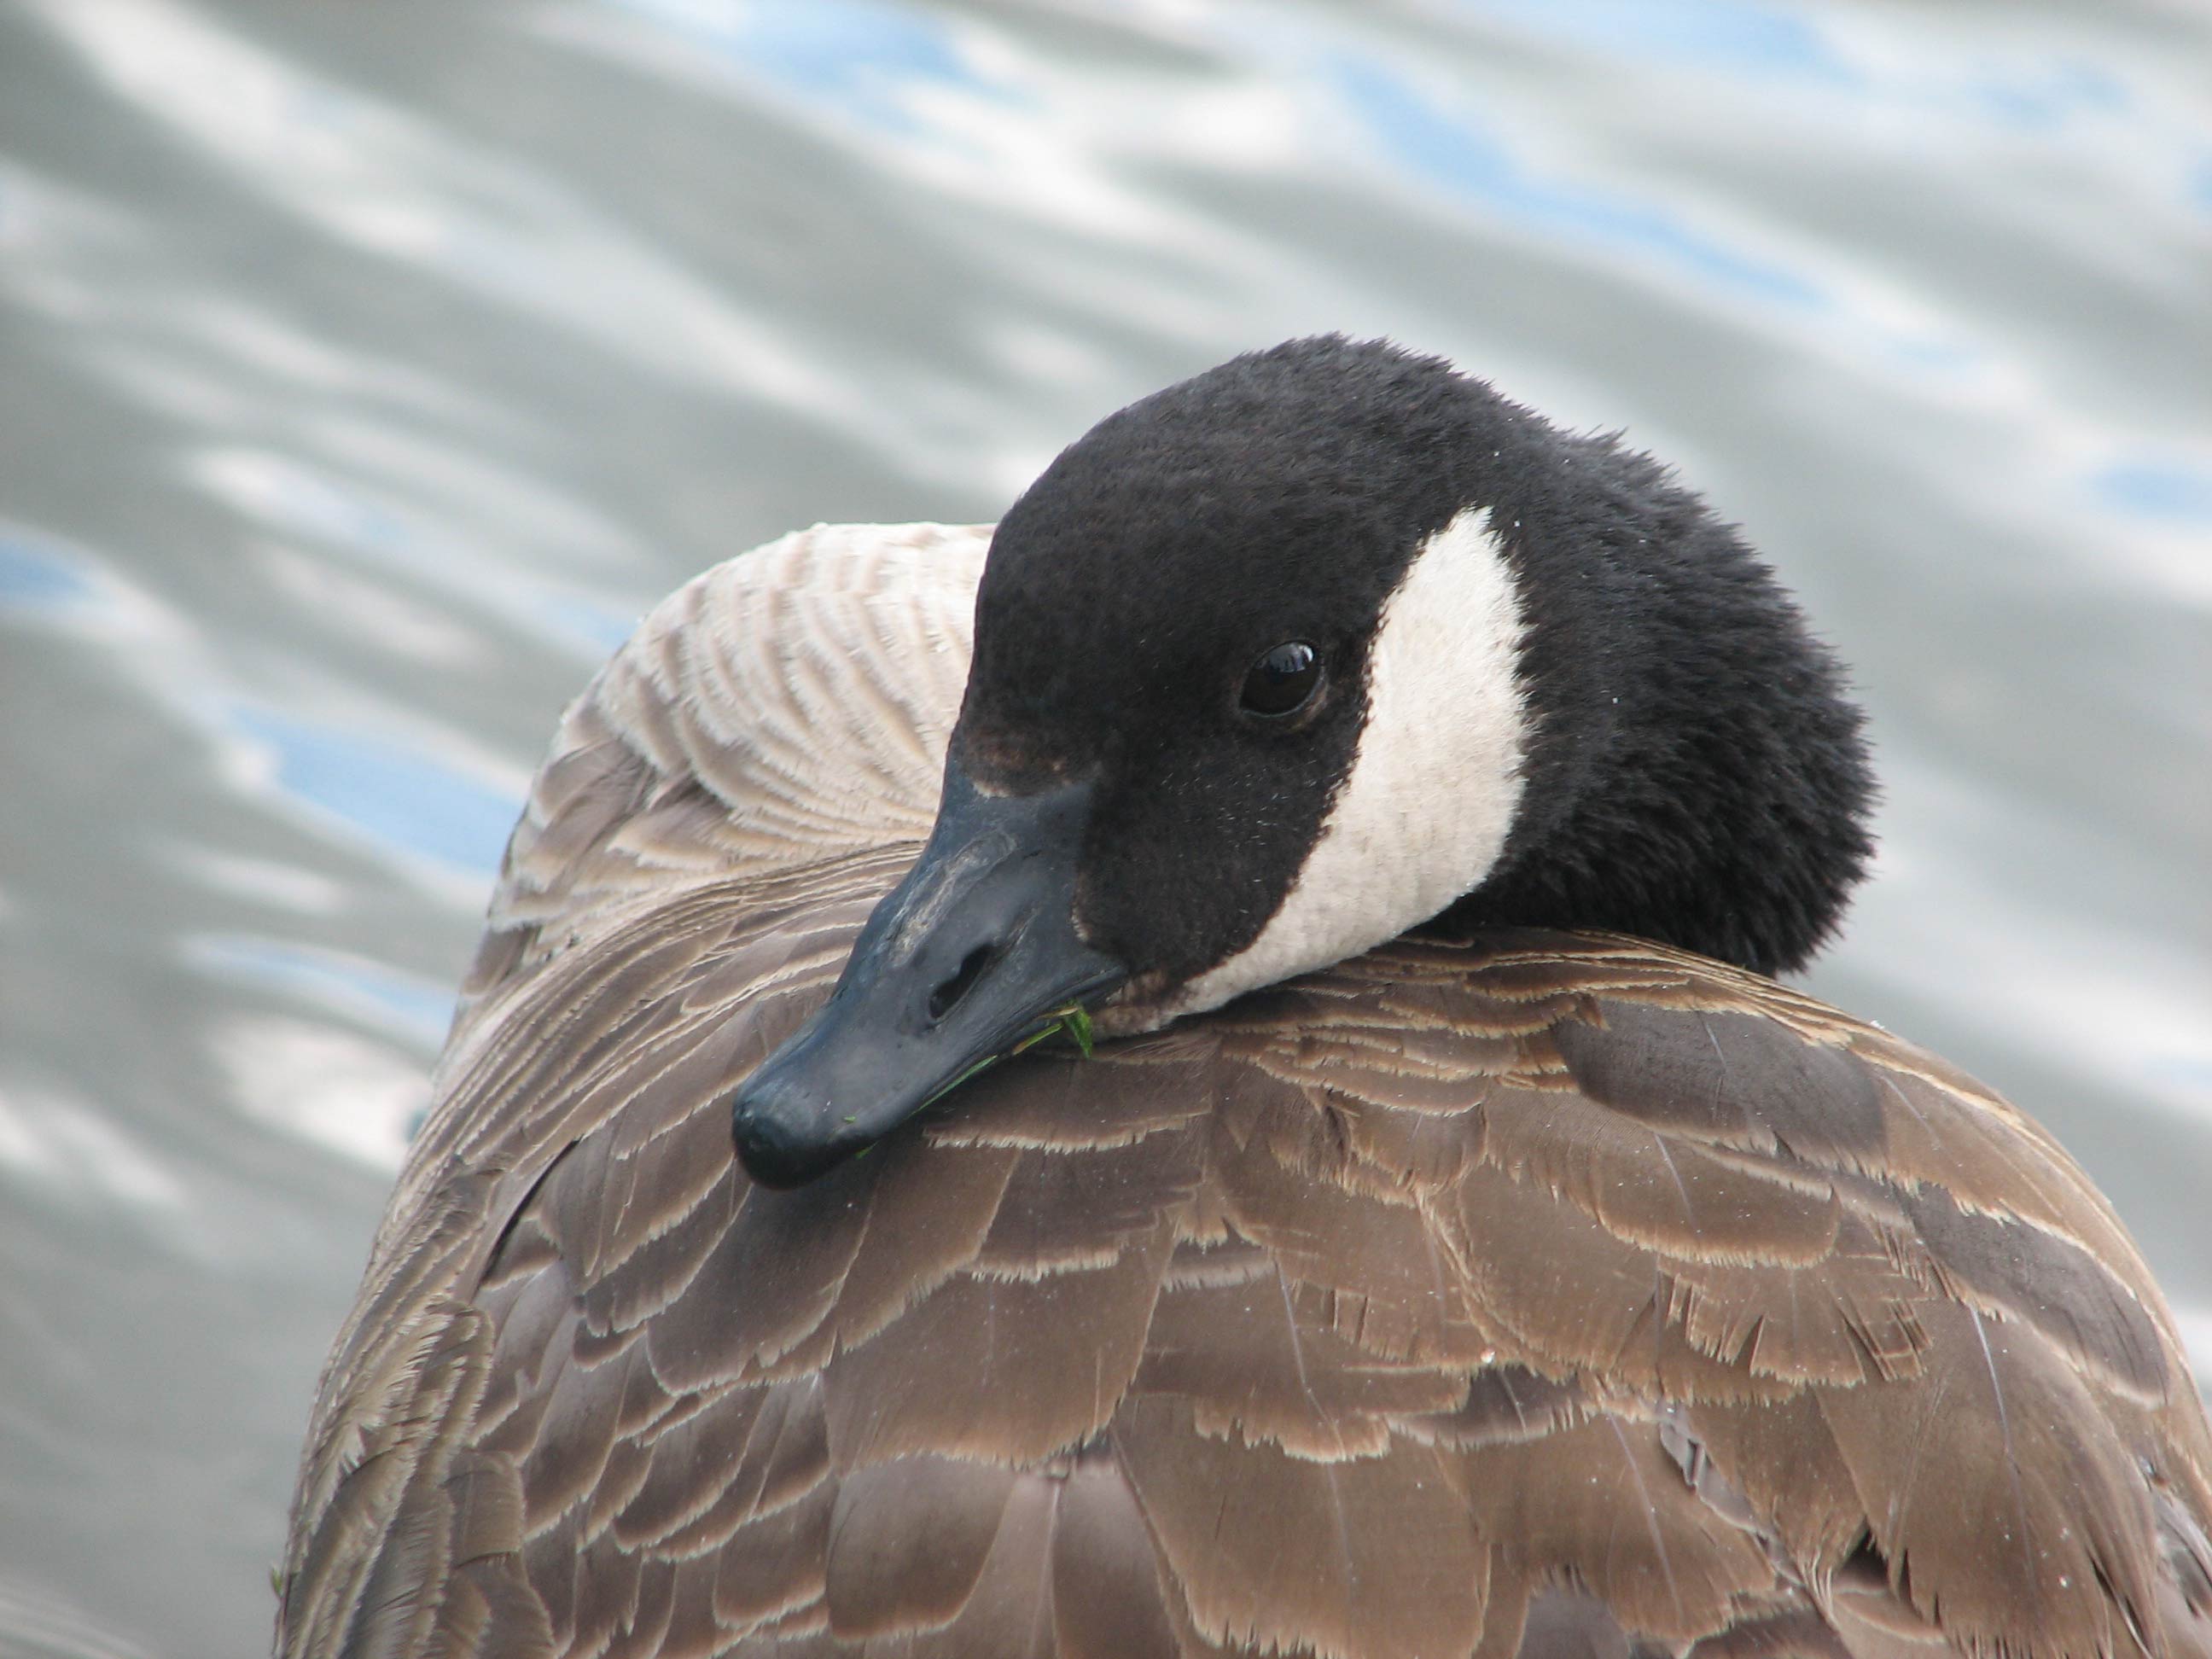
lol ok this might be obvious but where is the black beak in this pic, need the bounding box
[728,765,1126,1188]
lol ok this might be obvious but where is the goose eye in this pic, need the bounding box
[1239,641,1322,719]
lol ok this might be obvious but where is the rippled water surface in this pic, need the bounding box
[2,1,2208,1651]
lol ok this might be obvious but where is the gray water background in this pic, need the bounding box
[1,1,2208,1653]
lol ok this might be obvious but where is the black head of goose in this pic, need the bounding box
[729,335,1875,1187]
[279,339,2212,1659]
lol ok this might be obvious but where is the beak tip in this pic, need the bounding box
[730,1074,849,1190]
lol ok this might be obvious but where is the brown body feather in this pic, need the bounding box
[278,525,2212,1659]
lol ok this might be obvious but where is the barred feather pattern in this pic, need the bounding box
[277,524,2212,1659]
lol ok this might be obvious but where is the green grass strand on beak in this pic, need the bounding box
[1011,1002,1095,1059]
[921,1004,1098,1115]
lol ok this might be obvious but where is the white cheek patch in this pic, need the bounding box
[1168,505,1530,1019]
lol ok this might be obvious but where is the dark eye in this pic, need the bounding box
[1239,640,1323,719]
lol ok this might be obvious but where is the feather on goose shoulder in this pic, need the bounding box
[277,339,2212,1659]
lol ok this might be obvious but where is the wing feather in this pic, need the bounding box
[279,527,2212,1659]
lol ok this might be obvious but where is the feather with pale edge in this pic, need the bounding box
[278,524,2212,1659]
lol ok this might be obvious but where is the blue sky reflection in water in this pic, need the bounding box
[0,0,2208,1652]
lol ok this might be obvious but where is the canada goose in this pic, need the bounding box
[277,338,2212,1659]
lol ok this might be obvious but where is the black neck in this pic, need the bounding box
[1435,427,1874,977]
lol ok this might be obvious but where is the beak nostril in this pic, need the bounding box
[927,944,997,1022]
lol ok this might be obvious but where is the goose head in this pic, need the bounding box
[730,336,1875,1187]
